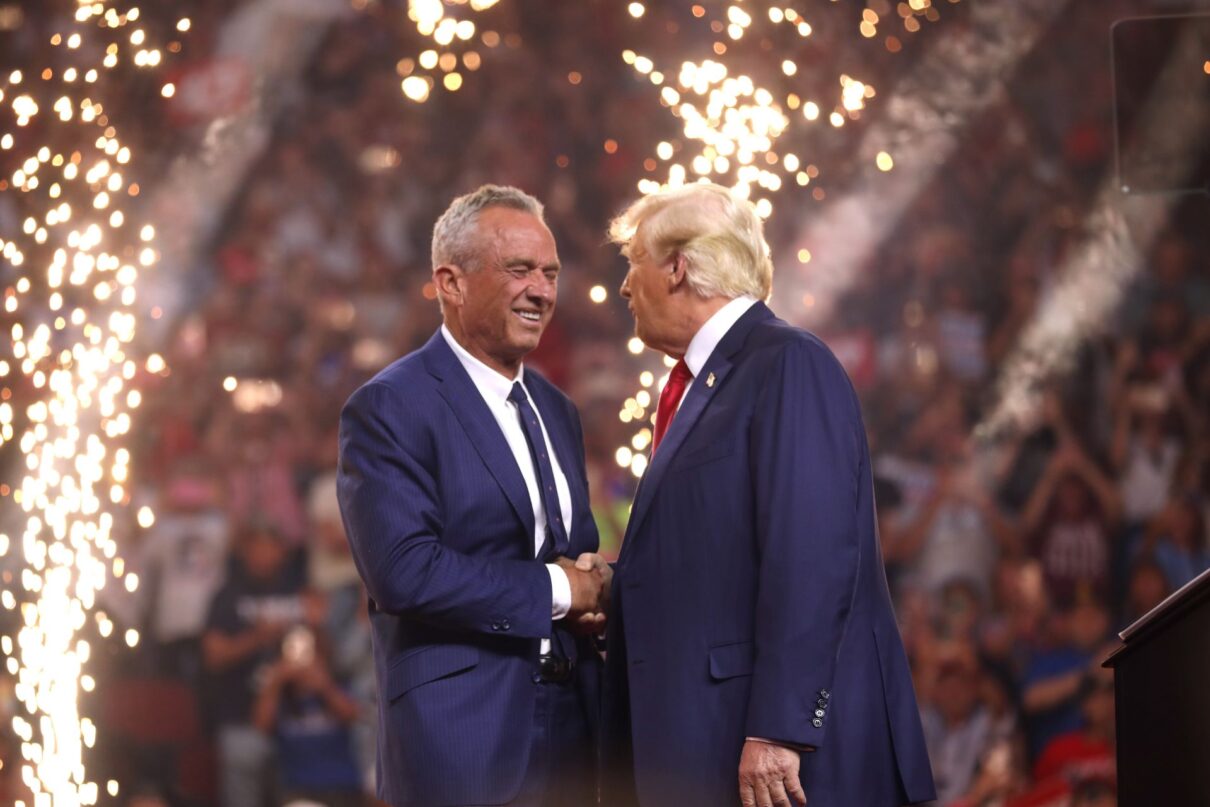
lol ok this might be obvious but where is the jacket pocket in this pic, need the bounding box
[708,640,755,681]
[386,645,479,702]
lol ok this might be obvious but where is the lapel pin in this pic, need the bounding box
[705,372,716,388]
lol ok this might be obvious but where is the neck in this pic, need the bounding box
[665,295,734,359]
[444,319,519,379]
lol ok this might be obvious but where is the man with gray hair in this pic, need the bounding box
[338,184,609,806]
[599,183,936,807]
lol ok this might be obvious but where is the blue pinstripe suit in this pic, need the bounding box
[337,331,601,807]
[601,303,936,807]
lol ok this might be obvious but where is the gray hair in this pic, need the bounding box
[431,184,545,271]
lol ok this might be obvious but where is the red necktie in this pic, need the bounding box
[652,359,693,455]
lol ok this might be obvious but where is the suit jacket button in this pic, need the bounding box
[819,689,830,699]
[532,673,542,684]
[491,622,501,631]
[812,718,823,728]
[814,709,825,718]
[501,619,511,631]
[817,698,828,708]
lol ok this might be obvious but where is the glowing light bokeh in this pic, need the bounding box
[0,3,179,803]
[397,0,502,103]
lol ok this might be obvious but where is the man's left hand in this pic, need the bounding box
[739,740,807,807]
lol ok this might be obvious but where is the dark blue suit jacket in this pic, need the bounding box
[601,303,936,807]
[337,331,601,807]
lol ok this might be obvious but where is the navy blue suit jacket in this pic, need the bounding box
[337,331,601,807]
[601,303,936,807]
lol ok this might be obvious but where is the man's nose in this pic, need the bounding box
[620,273,631,299]
[528,274,555,302]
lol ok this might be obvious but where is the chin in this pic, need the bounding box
[634,323,655,350]
[511,332,543,355]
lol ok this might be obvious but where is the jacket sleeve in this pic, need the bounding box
[336,381,553,639]
[745,339,863,748]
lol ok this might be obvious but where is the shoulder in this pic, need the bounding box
[338,351,448,459]
[366,347,435,394]
[745,317,860,411]
[343,348,435,414]
[750,318,849,377]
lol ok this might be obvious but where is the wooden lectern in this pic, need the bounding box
[1104,566,1210,806]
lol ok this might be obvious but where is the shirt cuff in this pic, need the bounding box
[547,563,571,620]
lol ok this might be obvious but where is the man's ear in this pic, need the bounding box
[433,264,464,307]
[667,252,689,292]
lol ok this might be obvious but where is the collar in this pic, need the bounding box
[440,324,522,405]
[683,296,758,377]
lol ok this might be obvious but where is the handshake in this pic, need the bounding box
[555,553,612,635]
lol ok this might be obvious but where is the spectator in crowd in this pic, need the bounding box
[202,523,308,807]
[1120,554,1170,626]
[889,428,1019,600]
[134,465,230,683]
[1019,599,1113,760]
[921,657,1003,805]
[1139,494,1209,590]
[1110,351,1188,528]
[1020,436,1121,607]
[252,609,363,807]
[1032,666,1116,791]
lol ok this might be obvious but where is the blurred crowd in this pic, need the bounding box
[2,2,1209,807]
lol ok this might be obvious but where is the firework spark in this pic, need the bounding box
[612,0,965,478]
[0,3,182,803]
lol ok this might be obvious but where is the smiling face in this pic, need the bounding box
[437,206,560,378]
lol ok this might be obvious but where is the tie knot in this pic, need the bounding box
[507,381,529,406]
[670,359,693,383]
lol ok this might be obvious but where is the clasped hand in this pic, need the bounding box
[556,553,612,634]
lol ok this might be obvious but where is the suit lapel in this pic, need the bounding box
[422,332,535,538]
[620,303,774,559]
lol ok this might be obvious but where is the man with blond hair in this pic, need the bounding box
[599,183,936,807]
[338,185,609,806]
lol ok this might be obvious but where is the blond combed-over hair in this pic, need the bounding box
[608,183,773,302]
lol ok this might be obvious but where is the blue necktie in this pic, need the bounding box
[508,382,569,560]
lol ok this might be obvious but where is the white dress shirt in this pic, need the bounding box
[677,295,758,405]
[441,326,573,653]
